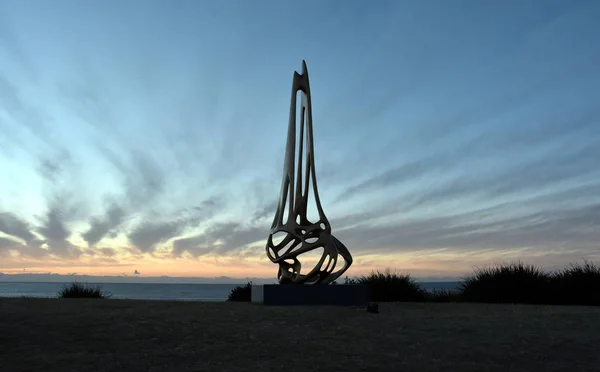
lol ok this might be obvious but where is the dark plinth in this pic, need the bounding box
[251,284,370,306]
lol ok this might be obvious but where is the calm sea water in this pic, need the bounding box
[0,281,460,301]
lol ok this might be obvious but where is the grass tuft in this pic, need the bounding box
[551,260,600,306]
[227,281,252,302]
[459,261,550,304]
[357,268,426,302]
[58,282,110,299]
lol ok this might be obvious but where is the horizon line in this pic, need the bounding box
[0,272,461,283]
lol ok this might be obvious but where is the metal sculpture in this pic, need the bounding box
[266,60,353,285]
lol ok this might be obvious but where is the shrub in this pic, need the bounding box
[58,282,110,299]
[551,260,600,306]
[227,281,252,302]
[357,269,426,302]
[459,261,551,304]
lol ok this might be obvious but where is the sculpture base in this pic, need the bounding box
[251,284,370,306]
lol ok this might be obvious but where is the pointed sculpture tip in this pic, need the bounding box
[301,60,307,74]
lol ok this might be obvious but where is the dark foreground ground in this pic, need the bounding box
[1,299,600,372]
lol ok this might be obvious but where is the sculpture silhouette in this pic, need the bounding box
[266,60,353,284]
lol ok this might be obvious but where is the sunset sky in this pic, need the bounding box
[1,0,599,281]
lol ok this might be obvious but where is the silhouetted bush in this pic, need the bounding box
[551,260,600,306]
[227,282,252,302]
[459,261,551,304]
[58,282,110,299]
[358,269,426,302]
[330,261,600,306]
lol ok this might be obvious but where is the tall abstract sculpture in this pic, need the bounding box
[266,61,353,285]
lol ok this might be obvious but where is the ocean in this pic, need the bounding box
[0,281,461,301]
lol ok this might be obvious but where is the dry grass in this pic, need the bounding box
[1,298,600,372]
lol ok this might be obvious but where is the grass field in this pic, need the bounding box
[1,298,600,372]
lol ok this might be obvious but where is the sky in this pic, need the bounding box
[1,0,599,282]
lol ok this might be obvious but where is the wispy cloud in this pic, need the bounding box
[172,222,266,258]
[82,203,126,247]
[0,212,37,243]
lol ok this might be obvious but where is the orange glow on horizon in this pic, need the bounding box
[3,245,598,279]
